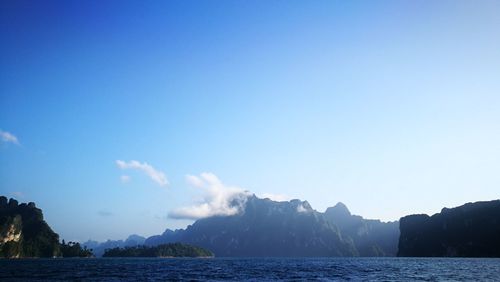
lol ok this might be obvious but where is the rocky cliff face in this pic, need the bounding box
[0,196,61,258]
[0,214,23,258]
[0,215,22,244]
[145,195,398,257]
[324,203,399,256]
[398,200,500,257]
[146,196,358,256]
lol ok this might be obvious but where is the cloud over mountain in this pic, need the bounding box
[169,173,250,220]
[261,193,291,202]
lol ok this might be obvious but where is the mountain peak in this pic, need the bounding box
[125,234,145,243]
[325,202,351,217]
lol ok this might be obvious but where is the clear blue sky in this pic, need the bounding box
[1,0,499,242]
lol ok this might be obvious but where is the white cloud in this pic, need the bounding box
[120,175,131,183]
[297,204,308,213]
[185,174,204,188]
[0,130,19,145]
[261,193,291,202]
[116,160,168,186]
[169,172,251,220]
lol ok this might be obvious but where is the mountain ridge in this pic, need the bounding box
[82,196,500,258]
[143,194,398,257]
[398,199,500,257]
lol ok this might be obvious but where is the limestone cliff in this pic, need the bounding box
[0,196,61,258]
[398,200,500,257]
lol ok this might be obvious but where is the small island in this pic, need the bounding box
[102,243,214,258]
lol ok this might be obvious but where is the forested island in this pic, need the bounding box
[398,200,500,257]
[102,243,213,258]
[1,196,61,258]
[0,196,93,258]
[60,240,93,258]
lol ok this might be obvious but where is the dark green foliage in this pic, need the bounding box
[103,243,213,257]
[398,200,500,257]
[60,240,93,257]
[0,196,61,258]
[82,234,146,257]
[1,241,22,257]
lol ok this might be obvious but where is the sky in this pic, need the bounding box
[1,0,499,242]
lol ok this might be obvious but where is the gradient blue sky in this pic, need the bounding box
[1,0,499,241]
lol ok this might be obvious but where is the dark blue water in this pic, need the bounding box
[1,257,499,281]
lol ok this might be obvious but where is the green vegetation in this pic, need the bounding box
[60,240,93,257]
[1,196,61,258]
[1,196,95,258]
[103,243,213,257]
[398,200,500,257]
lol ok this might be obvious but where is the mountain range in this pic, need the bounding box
[4,193,497,258]
[130,195,399,257]
[82,195,500,258]
[83,234,146,257]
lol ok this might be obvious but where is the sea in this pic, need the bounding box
[1,257,499,281]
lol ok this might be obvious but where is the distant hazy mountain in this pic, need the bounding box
[83,234,146,257]
[324,202,399,256]
[0,196,60,258]
[145,195,399,257]
[398,200,500,257]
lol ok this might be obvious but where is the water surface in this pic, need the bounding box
[1,257,499,281]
